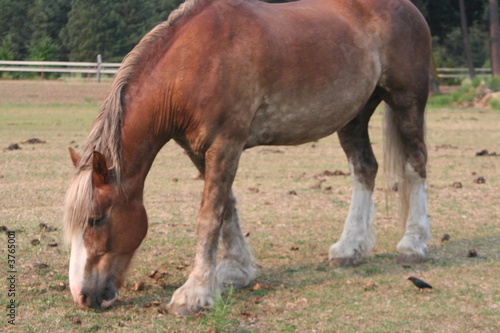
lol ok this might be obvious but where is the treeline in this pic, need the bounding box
[0,0,493,67]
[0,0,184,63]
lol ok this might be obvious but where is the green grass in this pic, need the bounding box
[0,80,499,332]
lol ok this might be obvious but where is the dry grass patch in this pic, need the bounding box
[0,80,498,332]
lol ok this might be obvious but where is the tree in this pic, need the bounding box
[61,0,126,62]
[459,0,475,78]
[489,0,500,76]
[0,0,33,60]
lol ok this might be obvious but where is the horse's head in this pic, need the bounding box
[64,148,148,309]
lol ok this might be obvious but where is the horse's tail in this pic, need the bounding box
[383,105,410,228]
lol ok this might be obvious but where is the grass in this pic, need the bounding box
[0,80,499,332]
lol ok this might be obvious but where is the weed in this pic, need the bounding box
[200,287,239,332]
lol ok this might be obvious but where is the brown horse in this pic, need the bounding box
[63,0,431,315]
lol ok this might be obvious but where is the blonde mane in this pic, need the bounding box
[63,0,210,242]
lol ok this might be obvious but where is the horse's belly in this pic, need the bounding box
[245,100,360,147]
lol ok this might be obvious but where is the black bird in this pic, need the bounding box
[408,277,433,291]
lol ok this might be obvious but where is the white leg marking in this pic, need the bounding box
[168,265,219,316]
[329,163,376,264]
[69,232,87,303]
[397,164,430,262]
[168,217,220,316]
[217,197,257,289]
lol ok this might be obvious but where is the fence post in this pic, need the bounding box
[96,54,102,83]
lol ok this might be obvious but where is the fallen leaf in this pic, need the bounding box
[68,317,82,325]
[474,176,486,184]
[467,249,478,257]
[248,187,260,193]
[33,263,49,269]
[441,234,451,242]
[23,138,46,144]
[133,281,145,291]
[148,270,166,280]
[6,143,21,150]
[251,283,263,291]
[157,306,168,314]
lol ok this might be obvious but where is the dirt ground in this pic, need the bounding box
[0,79,110,105]
[0,79,498,332]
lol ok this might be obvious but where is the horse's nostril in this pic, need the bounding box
[80,292,90,307]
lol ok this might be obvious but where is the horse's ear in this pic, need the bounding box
[91,151,109,186]
[68,147,81,168]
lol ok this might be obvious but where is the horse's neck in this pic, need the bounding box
[119,95,172,196]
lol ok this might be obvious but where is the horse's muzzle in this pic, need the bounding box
[78,284,119,309]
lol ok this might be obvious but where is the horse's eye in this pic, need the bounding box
[88,215,106,227]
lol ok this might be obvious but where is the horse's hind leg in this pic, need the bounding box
[216,192,257,290]
[384,93,431,265]
[329,95,381,266]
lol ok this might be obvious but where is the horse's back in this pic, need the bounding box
[162,0,430,147]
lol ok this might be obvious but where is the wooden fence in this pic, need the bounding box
[0,56,120,82]
[0,59,493,80]
[437,67,491,78]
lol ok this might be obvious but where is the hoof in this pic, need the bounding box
[167,282,217,316]
[216,259,257,291]
[167,302,205,317]
[397,253,427,266]
[329,257,362,267]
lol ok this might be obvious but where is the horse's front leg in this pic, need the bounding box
[168,142,242,316]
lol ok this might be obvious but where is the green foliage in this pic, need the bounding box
[199,287,239,332]
[427,94,453,108]
[489,98,500,110]
[61,0,125,62]
[0,0,494,75]
[28,37,61,61]
[429,77,500,108]
[0,38,15,60]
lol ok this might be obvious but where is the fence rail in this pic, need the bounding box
[437,67,491,78]
[0,59,494,80]
[0,57,120,81]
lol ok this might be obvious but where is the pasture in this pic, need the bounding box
[0,80,499,332]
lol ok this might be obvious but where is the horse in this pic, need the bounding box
[63,0,431,315]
